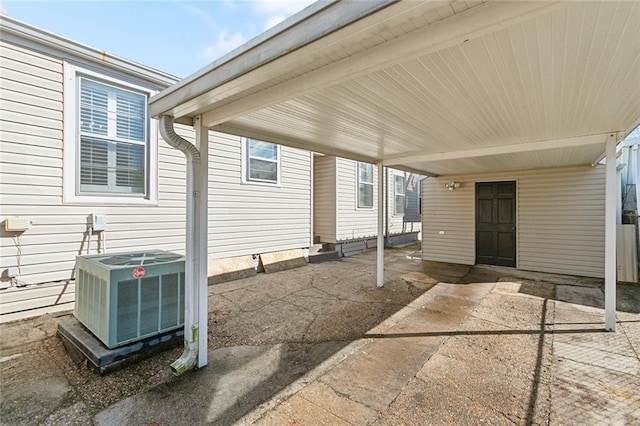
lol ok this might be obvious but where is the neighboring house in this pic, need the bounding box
[617,126,640,281]
[421,165,607,278]
[0,16,312,322]
[313,155,424,256]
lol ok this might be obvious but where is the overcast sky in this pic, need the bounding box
[2,0,316,78]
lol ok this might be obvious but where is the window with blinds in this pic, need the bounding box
[78,78,147,195]
[244,139,280,184]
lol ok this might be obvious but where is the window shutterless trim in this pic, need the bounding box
[63,61,158,205]
[241,137,281,186]
[393,172,406,216]
[356,161,374,209]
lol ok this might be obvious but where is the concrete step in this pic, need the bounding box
[307,250,339,264]
[307,244,339,263]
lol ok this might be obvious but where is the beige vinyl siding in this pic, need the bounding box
[313,155,337,243]
[422,165,606,278]
[1,33,314,322]
[333,160,412,241]
[207,133,312,258]
[0,39,179,321]
[336,158,379,241]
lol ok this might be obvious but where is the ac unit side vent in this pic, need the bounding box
[74,250,185,349]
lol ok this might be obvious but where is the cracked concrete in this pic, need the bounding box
[1,244,639,425]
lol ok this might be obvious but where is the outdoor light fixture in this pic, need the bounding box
[445,181,460,191]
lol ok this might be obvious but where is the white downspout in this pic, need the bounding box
[159,115,201,374]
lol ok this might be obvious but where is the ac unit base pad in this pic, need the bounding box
[57,318,184,375]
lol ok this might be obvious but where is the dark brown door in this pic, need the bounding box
[476,181,516,267]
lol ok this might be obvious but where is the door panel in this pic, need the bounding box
[476,181,516,267]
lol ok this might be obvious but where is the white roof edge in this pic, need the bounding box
[149,0,396,117]
[0,14,179,87]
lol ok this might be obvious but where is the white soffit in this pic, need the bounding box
[151,0,640,176]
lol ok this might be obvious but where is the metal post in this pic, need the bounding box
[605,134,617,331]
[195,116,209,366]
[377,161,384,287]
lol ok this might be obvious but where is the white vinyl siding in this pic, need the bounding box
[313,155,337,243]
[421,165,606,278]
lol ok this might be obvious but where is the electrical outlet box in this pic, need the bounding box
[7,267,19,278]
[4,217,31,232]
[90,214,106,231]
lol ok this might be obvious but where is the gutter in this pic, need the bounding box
[159,116,201,375]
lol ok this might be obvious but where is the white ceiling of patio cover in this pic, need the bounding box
[151,0,640,176]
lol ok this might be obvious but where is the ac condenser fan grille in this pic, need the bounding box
[99,252,183,267]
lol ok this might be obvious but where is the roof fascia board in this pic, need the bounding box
[149,0,395,118]
[198,0,566,127]
[383,133,611,165]
[0,15,178,87]
[213,123,378,164]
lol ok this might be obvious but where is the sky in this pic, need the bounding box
[1,0,316,78]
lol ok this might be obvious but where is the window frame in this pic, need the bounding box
[241,138,281,186]
[393,172,406,216]
[356,161,374,209]
[63,61,158,205]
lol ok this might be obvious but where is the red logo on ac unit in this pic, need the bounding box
[132,266,145,279]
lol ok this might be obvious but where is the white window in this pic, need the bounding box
[357,162,373,208]
[394,173,405,215]
[242,138,280,185]
[63,62,157,204]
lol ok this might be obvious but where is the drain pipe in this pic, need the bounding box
[159,115,201,375]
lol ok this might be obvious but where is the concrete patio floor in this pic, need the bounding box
[1,244,639,425]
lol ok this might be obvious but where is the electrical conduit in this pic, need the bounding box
[159,115,201,375]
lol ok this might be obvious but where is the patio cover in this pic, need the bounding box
[149,0,640,367]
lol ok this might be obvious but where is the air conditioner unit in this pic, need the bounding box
[75,250,185,349]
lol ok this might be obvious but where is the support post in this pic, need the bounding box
[195,116,209,366]
[605,134,617,331]
[376,161,384,287]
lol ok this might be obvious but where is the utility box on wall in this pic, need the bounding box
[75,250,185,349]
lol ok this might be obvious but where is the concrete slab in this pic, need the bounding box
[295,381,376,425]
[255,393,351,425]
[207,255,256,285]
[259,249,307,273]
[557,284,604,310]
[0,341,73,426]
[57,318,183,374]
[551,357,640,425]
[95,342,346,426]
[2,245,639,425]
